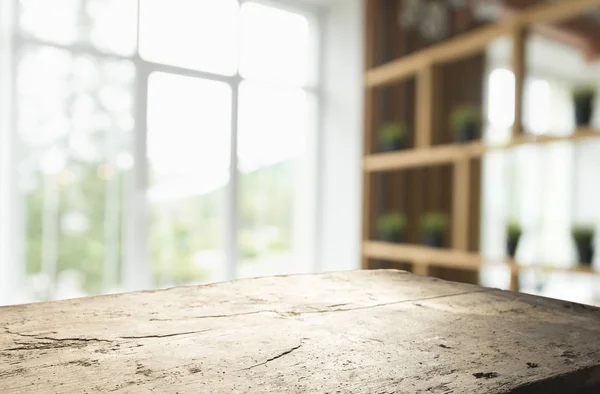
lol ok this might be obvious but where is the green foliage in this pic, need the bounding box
[24,156,296,295]
[25,187,44,275]
[379,122,407,143]
[450,105,481,132]
[24,161,110,295]
[377,212,407,234]
[420,213,448,234]
[572,225,595,243]
[573,85,596,99]
[507,221,522,239]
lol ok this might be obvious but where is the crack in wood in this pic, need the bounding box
[191,310,282,320]
[4,327,112,344]
[189,289,493,320]
[240,343,303,371]
[119,329,213,340]
[300,289,494,314]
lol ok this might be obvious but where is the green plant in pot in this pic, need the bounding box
[506,221,522,259]
[377,212,407,243]
[420,212,448,248]
[451,105,481,143]
[572,85,596,127]
[572,225,595,266]
[379,122,407,152]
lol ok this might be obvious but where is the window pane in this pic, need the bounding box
[147,73,231,286]
[240,3,311,85]
[17,45,135,301]
[140,0,238,75]
[237,81,313,278]
[19,0,137,56]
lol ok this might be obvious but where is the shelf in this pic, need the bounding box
[362,241,482,271]
[364,0,600,88]
[364,142,482,172]
[362,241,600,276]
[505,260,600,275]
[511,128,600,147]
[364,129,600,172]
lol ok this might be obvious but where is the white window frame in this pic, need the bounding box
[0,0,323,302]
[0,0,20,304]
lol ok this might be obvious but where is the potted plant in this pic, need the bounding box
[420,212,448,248]
[451,105,481,143]
[377,212,407,243]
[572,225,595,266]
[572,85,596,127]
[379,122,407,152]
[506,221,522,259]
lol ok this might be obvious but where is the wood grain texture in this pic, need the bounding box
[2,270,600,393]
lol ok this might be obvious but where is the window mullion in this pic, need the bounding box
[225,79,241,280]
[122,0,151,291]
[14,34,132,61]
[122,61,152,291]
[0,0,21,305]
[140,60,236,84]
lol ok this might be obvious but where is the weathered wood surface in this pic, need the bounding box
[1,270,600,393]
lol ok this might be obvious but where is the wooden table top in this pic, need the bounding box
[1,270,599,393]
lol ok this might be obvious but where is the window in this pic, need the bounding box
[0,0,320,304]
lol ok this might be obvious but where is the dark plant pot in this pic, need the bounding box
[507,235,521,259]
[574,239,594,266]
[574,96,594,127]
[423,232,443,248]
[455,122,479,144]
[380,230,404,243]
[380,139,406,152]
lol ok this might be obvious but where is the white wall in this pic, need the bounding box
[317,0,363,272]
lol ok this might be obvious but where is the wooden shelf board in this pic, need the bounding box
[363,241,600,276]
[365,23,509,87]
[364,129,600,172]
[362,241,482,271]
[364,142,482,172]
[503,260,600,275]
[511,128,600,147]
[364,0,600,88]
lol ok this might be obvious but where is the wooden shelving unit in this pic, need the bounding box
[361,0,600,290]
